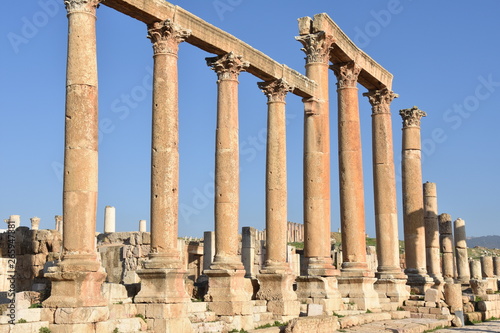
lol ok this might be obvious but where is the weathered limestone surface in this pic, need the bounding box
[423,182,443,286]
[296,29,337,277]
[470,259,482,280]
[454,218,470,284]
[400,107,431,291]
[439,213,455,281]
[30,217,40,231]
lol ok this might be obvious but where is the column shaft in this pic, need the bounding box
[207,52,249,267]
[454,218,470,283]
[423,182,442,280]
[400,107,427,276]
[296,32,336,275]
[439,213,455,281]
[147,21,189,263]
[332,62,367,272]
[259,79,293,266]
[62,0,100,264]
[364,89,402,277]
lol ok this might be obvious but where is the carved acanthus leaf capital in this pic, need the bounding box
[147,20,191,55]
[295,31,335,64]
[64,0,101,14]
[258,79,294,103]
[399,106,427,128]
[331,61,361,88]
[363,89,399,115]
[206,52,249,81]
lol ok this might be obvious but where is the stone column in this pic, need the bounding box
[204,52,252,315]
[44,0,106,308]
[439,213,455,282]
[331,62,369,274]
[296,31,337,276]
[103,206,115,233]
[30,217,40,230]
[364,89,403,277]
[255,79,299,317]
[331,62,379,310]
[481,256,494,278]
[139,219,147,232]
[54,215,63,236]
[203,231,215,273]
[135,19,192,305]
[493,257,500,277]
[470,260,482,280]
[295,29,342,313]
[423,182,444,286]
[454,218,470,284]
[9,215,20,229]
[400,106,431,292]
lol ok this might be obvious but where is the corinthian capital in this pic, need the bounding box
[295,31,335,64]
[206,52,249,81]
[399,106,427,128]
[331,61,361,88]
[363,88,399,115]
[147,20,191,55]
[257,79,294,103]
[64,0,101,14]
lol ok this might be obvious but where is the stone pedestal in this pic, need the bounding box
[136,303,193,333]
[103,206,115,233]
[30,217,40,230]
[405,273,434,295]
[374,278,410,304]
[296,276,342,313]
[135,262,190,303]
[399,107,430,287]
[337,272,381,310]
[204,268,252,315]
[256,266,300,316]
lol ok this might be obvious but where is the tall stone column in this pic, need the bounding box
[204,52,252,315]
[331,62,379,310]
[295,31,337,276]
[139,219,147,232]
[135,20,192,305]
[400,106,432,292]
[255,79,299,317]
[423,182,444,286]
[454,218,470,284]
[439,213,455,282]
[295,30,341,314]
[104,205,115,233]
[44,0,106,308]
[493,257,500,277]
[30,217,40,230]
[364,89,408,303]
[331,62,368,274]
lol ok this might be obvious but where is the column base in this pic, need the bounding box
[428,273,445,292]
[306,257,340,277]
[405,272,434,294]
[337,275,381,311]
[256,266,299,316]
[374,278,410,304]
[204,266,252,315]
[135,266,190,303]
[296,275,342,313]
[43,258,107,308]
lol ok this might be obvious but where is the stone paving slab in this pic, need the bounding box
[434,320,500,332]
[341,317,451,333]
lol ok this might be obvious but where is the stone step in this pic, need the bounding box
[341,317,451,333]
[338,312,392,329]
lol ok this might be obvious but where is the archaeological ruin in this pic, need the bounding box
[3,1,500,333]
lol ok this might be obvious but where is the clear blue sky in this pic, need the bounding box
[2,1,499,239]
